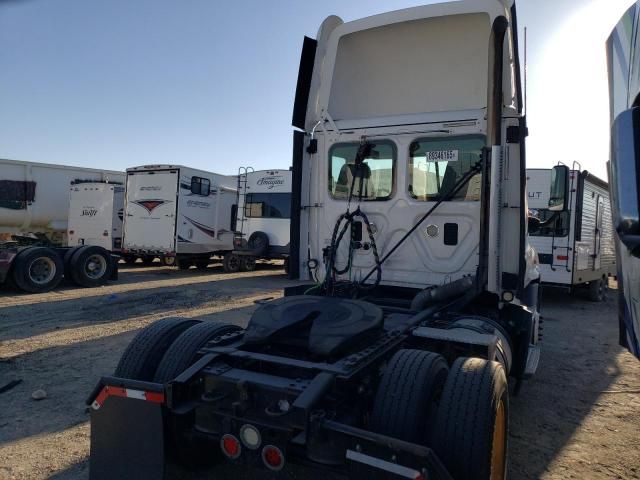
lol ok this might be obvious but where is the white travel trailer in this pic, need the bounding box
[608,3,640,359]
[527,168,616,300]
[0,158,123,244]
[122,165,237,269]
[67,182,125,252]
[233,168,291,271]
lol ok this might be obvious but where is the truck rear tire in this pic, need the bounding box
[114,317,201,381]
[69,246,112,288]
[63,246,83,274]
[195,258,210,270]
[177,258,191,270]
[240,257,256,272]
[222,252,240,273]
[432,357,508,480]
[370,349,449,444]
[12,247,64,293]
[154,321,242,382]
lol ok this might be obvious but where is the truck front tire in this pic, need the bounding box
[432,357,509,480]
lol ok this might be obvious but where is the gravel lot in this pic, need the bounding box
[0,264,638,480]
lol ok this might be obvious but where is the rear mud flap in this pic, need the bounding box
[89,383,166,480]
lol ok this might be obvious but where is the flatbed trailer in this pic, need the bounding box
[87,1,554,479]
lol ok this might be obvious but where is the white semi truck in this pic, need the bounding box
[122,165,238,269]
[607,3,640,359]
[89,2,547,479]
[0,158,123,244]
[232,168,291,271]
[527,167,616,300]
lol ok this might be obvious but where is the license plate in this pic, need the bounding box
[426,149,459,162]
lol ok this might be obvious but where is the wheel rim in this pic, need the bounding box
[164,256,176,266]
[28,257,56,285]
[85,254,107,279]
[229,256,239,270]
[490,399,507,480]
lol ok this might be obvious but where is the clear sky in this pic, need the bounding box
[0,0,634,178]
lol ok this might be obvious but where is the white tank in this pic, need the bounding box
[0,158,124,238]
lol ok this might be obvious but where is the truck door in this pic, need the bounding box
[123,170,178,253]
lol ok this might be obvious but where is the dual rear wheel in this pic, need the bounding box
[371,350,509,480]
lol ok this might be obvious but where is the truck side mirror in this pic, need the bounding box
[548,165,570,212]
[610,107,640,258]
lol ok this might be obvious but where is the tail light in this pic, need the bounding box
[262,445,284,471]
[557,255,569,261]
[221,434,241,459]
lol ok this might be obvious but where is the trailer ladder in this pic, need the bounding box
[235,166,254,245]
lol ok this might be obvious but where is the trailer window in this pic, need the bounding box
[529,209,570,237]
[245,193,291,219]
[409,136,484,201]
[191,177,210,196]
[329,141,395,201]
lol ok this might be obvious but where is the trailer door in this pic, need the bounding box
[123,169,178,253]
[593,195,605,271]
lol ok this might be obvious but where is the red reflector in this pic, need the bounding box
[262,445,284,471]
[221,434,241,459]
[557,255,569,261]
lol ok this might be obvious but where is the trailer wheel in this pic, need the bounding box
[222,252,241,273]
[248,231,269,255]
[432,357,508,480]
[162,255,176,267]
[240,257,256,272]
[12,247,64,293]
[142,256,155,266]
[370,349,448,444]
[588,277,607,302]
[195,258,210,270]
[177,258,191,270]
[154,321,242,382]
[123,255,137,265]
[114,317,201,381]
[68,246,112,288]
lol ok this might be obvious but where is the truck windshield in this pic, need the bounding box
[409,136,484,201]
[329,141,395,201]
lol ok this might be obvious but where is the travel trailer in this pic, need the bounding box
[607,3,640,359]
[233,168,292,271]
[121,165,237,269]
[89,2,541,480]
[527,168,616,300]
[0,158,123,245]
[67,182,125,253]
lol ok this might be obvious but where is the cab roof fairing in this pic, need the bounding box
[303,0,516,132]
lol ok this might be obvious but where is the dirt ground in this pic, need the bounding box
[0,263,639,480]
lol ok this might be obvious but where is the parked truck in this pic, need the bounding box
[88,1,546,479]
[0,158,123,244]
[121,164,238,269]
[232,168,292,272]
[527,167,616,300]
[607,3,640,359]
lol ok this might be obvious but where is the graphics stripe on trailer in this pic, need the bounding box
[91,385,165,410]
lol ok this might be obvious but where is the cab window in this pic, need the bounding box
[409,136,485,201]
[329,141,395,201]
